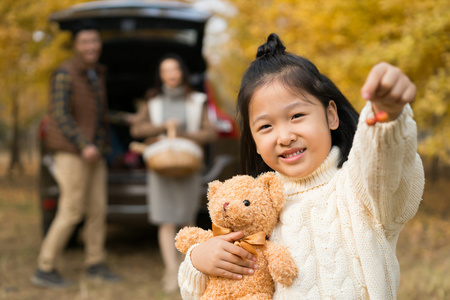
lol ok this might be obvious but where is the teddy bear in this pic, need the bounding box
[175,172,298,299]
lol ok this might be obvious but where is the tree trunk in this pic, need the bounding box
[8,88,23,175]
[428,155,440,183]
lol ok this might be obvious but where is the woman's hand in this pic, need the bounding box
[190,232,258,280]
[124,113,140,125]
[164,118,180,137]
[361,62,416,121]
[164,118,179,130]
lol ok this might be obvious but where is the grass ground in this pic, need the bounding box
[0,152,449,299]
[396,178,450,299]
[0,153,182,300]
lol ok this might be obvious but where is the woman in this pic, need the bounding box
[130,54,217,293]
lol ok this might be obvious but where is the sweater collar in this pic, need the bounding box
[162,85,186,100]
[276,146,341,195]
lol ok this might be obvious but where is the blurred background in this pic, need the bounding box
[0,0,449,299]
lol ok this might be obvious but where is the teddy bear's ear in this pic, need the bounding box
[207,180,223,200]
[257,172,286,212]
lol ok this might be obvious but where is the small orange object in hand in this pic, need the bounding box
[366,111,388,126]
[365,118,377,126]
[375,111,388,123]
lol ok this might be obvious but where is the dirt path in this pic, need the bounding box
[0,153,182,300]
[1,151,449,299]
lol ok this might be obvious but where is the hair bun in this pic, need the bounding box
[256,33,286,59]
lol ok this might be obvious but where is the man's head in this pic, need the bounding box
[72,21,102,66]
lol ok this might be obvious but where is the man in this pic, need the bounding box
[31,21,121,288]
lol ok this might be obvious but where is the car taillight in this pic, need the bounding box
[42,198,57,210]
[39,115,50,140]
[204,80,239,139]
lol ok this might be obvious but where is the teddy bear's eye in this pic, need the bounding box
[243,200,251,206]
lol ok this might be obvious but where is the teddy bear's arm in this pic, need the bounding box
[263,240,298,287]
[175,227,213,254]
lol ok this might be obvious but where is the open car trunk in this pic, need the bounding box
[101,35,209,171]
[38,1,239,232]
[49,0,212,171]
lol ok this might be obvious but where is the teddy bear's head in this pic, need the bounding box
[207,172,285,237]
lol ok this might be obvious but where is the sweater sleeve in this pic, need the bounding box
[178,244,208,300]
[347,102,424,235]
[129,101,166,139]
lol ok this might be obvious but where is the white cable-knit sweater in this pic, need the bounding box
[178,103,424,299]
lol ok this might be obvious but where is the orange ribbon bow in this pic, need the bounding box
[212,223,266,258]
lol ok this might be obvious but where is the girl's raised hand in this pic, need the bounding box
[361,62,416,121]
[190,232,258,280]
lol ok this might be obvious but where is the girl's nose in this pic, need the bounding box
[277,128,297,146]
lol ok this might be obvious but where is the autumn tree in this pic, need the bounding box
[0,0,90,174]
[206,0,450,170]
[1,0,448,174]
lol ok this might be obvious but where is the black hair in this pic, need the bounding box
[237,33,359,177]
[71,19,100,40]
[146,53,193,99]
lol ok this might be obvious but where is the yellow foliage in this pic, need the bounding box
[0,0,90,127]
[212,0,450,163]
[1,0,448,163]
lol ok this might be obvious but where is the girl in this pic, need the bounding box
[130,54,217,293]
[178,34,424,299]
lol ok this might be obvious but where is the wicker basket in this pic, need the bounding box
[143,137,203,177]
[129,126,203,178]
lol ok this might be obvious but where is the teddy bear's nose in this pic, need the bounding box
[223,202,229,211]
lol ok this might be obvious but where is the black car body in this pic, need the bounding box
[38,0,239,235]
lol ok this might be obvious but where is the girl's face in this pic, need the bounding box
[249,80,339,178]
[159,58,183,88]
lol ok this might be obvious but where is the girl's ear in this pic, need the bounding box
[327,100,339,130]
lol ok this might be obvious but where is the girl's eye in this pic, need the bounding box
[258,124,271,131]
[243,200,251,206]
[292,113,304,119]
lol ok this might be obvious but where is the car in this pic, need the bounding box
[38,0,240,239]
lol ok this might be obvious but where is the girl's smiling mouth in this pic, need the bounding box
[280,148,306,161]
